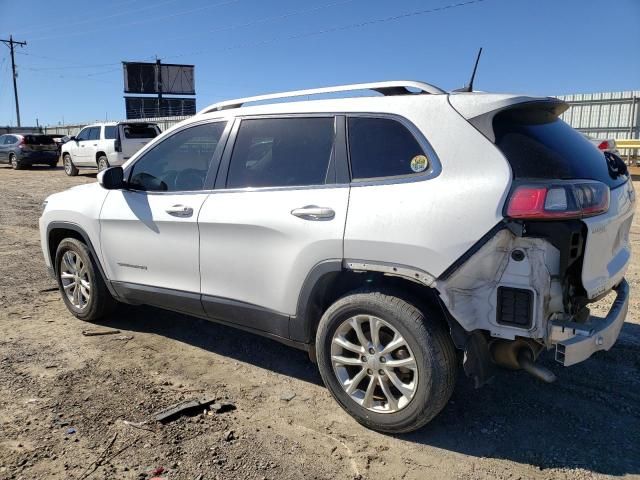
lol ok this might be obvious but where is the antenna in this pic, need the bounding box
[455,47,483,93]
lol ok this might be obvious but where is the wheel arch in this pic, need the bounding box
[290,260,459,347]
[95,151,107,164]
[46,222,119,299]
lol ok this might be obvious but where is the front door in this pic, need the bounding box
[198,116,350,336]
[99,120,229,315]
[70,128,90,164]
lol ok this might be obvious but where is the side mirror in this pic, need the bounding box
[97,166,125,190]
[68,136,77,142]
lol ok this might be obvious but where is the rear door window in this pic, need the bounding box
[493,111,628,189]
[226,117,335,189]
[347,117,429,180]
[88,127,101,141]
[104,126,117,139]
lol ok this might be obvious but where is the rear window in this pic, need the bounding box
[122,124,158,139]
[24,135,55,145]
[104,126,117,139]
[494,110,628,189]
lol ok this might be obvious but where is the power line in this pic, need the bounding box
[164,0,488,61]
[9,0,184,36]
[29,0,244,42]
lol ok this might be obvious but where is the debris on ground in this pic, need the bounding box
[154,397,217,423]
[280,391,296,402]
[81,329,121,337]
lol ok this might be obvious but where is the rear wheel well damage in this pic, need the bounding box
[294,264,461,362]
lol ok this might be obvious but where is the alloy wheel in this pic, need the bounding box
[59,250,91,309]
[330,314,418,413]
[64,157,72,174]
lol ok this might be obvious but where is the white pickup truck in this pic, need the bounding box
[61,122,161,176]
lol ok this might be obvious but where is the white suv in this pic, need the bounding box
[61,121,160,175]
[39,81,633,433]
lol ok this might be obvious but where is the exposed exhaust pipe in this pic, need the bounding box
[490,339,557,383]
[517,349,557,383]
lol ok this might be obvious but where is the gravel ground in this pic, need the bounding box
[0,164,639,480]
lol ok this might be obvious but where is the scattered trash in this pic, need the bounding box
[45,364,58,369]
[115,335,134,341]
[20,315,32,320]
[123,420,155,433]
[223,430,235,442]
[210,402,236,414]
[154,397,217,424]
[149,466,165,475]
[82,329,121,337]
[66,427,76,435]
[280,391,296,402]
[25,398,38,404]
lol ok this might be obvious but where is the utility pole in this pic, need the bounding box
[1,35,27,127]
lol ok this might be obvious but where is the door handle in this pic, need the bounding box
[165,204,194,217]
[291,205,335,220]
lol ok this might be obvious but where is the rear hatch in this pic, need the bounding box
[22,135,58,152]
[452,96,633,300]
[117,123,160,159]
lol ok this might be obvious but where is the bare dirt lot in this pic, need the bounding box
[0,165,639,480]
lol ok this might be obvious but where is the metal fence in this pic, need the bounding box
[557,91,639,140]
[42,116,191,136]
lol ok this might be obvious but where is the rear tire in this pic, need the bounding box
[97,155,109,171]
[10,153,23,170]
[55,238,117,321]
[63,154,78,176]
[316,289,457,433]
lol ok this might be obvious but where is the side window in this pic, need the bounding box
[104,126,117,139]
[7,135,17,144]
[88,127,101,141]
[347,117,429,180]
[76,129,90,141]
[129,122,226,192]
[2,135,13,145]
[226,117,335,189]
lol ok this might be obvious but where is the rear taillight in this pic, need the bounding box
[114,138,122,152]
[17,138,26,149]
[506,181,609,219]
[597,141,610,151]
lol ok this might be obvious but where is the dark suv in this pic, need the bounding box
[0,133,59,169]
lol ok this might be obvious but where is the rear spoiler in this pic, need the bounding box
[449,93,568,143]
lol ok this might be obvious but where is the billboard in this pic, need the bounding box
[123,62,195,95]
[125,97,196,119]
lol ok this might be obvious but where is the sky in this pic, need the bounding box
[0,0,638,126]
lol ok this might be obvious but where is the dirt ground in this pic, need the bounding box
[0,164,639,480]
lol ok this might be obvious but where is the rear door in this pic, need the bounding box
[118,123,160,161]
[0,135,8,162]
[198,116,349,336]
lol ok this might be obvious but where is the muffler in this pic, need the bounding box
[490,338,557,383]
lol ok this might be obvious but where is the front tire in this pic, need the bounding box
[316,289,457,433]
[55,238,117,321]
[10,153,23,170]
[63,154,78,176]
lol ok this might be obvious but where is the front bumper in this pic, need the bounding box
[549,279,629,366]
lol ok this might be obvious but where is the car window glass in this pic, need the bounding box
[104,126,117,139]
[88,127,100,141]
[226,117,335,189]
[7,136,17,144]
[2,136,12,145]
[76,129,90,141]
[123,125,158,139]
[347,117,428,180]
[129,122,226,192]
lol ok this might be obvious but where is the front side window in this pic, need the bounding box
[76,129,90,141]
[104,126,117,139]
[226,117,335,189]
[347,117,428,180]
[129,122,226,192]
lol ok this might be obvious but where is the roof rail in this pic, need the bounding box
[198,80,445,114]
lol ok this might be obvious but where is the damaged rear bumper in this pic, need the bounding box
[549,279,629,367]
